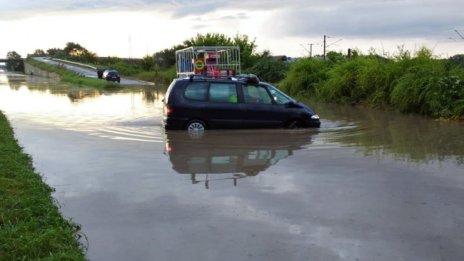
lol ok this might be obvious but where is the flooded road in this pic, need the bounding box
[1,75,464,261]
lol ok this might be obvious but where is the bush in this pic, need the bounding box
[278,47,464,119]
[278,58,329,96]
[247,56,288,83]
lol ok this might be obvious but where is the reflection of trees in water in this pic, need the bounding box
[67,89,102,103]
[312,100,464,165]
[142,85,167,104]
[8,79,167,105]
[7,81,23,90]
[142,88,165,104]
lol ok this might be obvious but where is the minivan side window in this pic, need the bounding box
[243,85,273,104]
[267,85,294,105]
[184,82,208,101]
[209,83,238,103]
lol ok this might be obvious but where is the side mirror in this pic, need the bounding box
[286,101,301,108]
[286,101,295,107]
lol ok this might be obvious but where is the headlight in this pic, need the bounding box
[311,114,320,120]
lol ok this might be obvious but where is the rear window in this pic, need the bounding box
[184,82,208,101]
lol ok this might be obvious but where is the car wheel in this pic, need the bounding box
[186,120,206,132]
[287,120,301,129]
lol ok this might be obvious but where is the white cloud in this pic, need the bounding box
[1,0,463,58]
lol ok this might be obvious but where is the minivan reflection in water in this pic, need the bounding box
[163,74,321,131]
[164,130,315,188]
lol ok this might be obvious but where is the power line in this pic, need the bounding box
[455,29,464,40]
[323,35,343,60]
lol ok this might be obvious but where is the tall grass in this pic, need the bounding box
[0,111,86,260]
[279,59,329,96]
[279,48,464,119]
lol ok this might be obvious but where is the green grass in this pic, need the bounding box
[278,48,464,119]
[0,111,86,261]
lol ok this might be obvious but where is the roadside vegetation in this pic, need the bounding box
[279,48,464,119]
[0,111,86,260]
[10,34,464,118]
[24,33,287,85]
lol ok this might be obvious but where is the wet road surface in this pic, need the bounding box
[31,57,153,85]
[1,76,464,261]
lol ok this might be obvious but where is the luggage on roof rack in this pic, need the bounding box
[176,46,241,78]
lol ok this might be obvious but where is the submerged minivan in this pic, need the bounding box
[162,74,320,131]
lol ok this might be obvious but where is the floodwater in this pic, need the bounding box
[1,75,464,261]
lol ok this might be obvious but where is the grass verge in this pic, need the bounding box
[0,111,86,260]
[278,48,464,119]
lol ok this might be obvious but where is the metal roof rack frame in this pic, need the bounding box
[176,46,241,78]
[185,73,261,86]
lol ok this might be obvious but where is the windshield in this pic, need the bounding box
[266,84,295,105]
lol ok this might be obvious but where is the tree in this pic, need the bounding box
[232,34,257,69]
[183,33,257,69]
[153,44,185,69]
[183,33,233,46]
[152,33,258,70]
[449,54,464,68]
[47,48,66,58]
[141,55,155,71]
[6,51,24,72]
[326,51,346,64]
[29,49,47,57]
[248,50,288,83]
[63,42,96,63]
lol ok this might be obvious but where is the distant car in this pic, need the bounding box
[102,69,120,83]
[162,74,321,131]
[97,68,108,79]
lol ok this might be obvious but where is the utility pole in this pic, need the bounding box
[323,35,327,61]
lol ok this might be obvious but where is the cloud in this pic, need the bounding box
[268,0,464,39]
[1,0,464,57]
[0,0,170,20]
[3,0,462,39]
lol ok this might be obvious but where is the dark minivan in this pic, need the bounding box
[162,74,320,131]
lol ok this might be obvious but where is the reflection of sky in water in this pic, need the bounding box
[0,84,163,142]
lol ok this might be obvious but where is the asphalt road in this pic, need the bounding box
[32,57,153,85]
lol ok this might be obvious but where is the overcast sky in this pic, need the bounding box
[1,0,463,58]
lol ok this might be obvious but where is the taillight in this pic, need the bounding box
[165,105,173,115]
[165,143,172,153]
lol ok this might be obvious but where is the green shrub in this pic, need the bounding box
[278,58,329,96]
[279,47,464,118]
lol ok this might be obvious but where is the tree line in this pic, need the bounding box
[6,33,288,82]
[7,33,463,118]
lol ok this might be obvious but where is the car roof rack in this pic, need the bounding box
[186,73,261,85]
[188,74,234,81]
[176,46,241,78]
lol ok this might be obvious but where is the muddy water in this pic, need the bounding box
[1,76,464,261]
